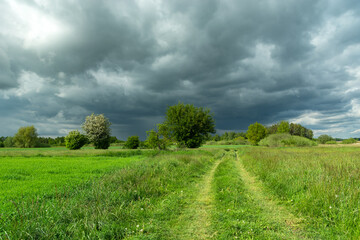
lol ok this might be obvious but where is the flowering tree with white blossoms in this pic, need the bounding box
[82,113,111,149]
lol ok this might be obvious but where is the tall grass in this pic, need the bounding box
[242,147,360,238]
[211,151,297,239]
[1,150,214,239]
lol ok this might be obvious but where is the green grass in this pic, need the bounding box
[2,146,360,239]
[242,146,360,238]
[0,149,215,239]
[200,145,250,149]
[0,155,144,202]
[211,150,311,239]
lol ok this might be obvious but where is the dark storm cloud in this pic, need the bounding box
[1,0,360,138]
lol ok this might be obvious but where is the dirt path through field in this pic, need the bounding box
[175,157,222,239]
[235,152,307,239]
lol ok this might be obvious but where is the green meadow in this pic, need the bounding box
[1,146,360,239]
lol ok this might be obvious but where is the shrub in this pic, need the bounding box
[317,134,334,144]
[0,142,4,148]
[65,130,87,150]
[259,133,317,147]
[233,136,248,145]
[124,136,140,149]
[342,138,357,144]
[325,140,337,144]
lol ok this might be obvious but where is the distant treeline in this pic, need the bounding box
[0,136,123,148]
[210,122,313,142]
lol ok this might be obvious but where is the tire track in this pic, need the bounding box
[175,155,223,239]
[235,151,307,239]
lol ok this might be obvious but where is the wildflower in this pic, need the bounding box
[140,229,144,232]
[136,225,139,228]
[141,208,144,211]
[329,206,332,209]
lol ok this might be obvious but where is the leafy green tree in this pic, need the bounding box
[246,122,266,145]
[317,134,334,144]
[109,136,119,144]
[124,136,140,149]
[289,123,313,139]
[146,130,165,150]
[82,113,111,149]
[277,121,290,133]
[146,123,172,150]
[13,126,38,148]
[267,123,278,135]
[54,137,66,146]
[65,130,87,150]
[163,102,216,148]
[4,137,14,147]
[213,134,221,141]
[222,132,229,140]
[305,129,314,139]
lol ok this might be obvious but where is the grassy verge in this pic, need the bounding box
[242,147,360,238]
[1,150,215,239]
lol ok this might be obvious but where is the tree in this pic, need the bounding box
[246,122,266,145]
[305,129,313,139]
[317,135,334,144]
[13,126,38,148]
[82,113,111,149]
[4,137,14,147]
[213,134,221,141]
[277,121,290,134]
[163,102,216,148]
[65,130,87,150]
[146,123,171,150]
[124,136,140,149]
[267,123,278,135]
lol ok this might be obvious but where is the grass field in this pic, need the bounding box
[1,146,360,239]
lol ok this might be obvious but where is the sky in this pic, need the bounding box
[1,0,360,139]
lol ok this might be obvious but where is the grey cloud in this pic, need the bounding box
[0,0,360,139]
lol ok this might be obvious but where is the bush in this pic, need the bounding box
[124,136,140,149]
[342,138,357,144]
[259,133,317,147]
[325,140,337,144]
[65,130,87,150]
[0,142,4,148]
[317,134,334,144]
[205,137,249,146]
[233,136,248,145]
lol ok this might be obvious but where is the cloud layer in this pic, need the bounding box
[1,0,360,139]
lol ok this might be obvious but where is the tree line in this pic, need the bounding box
[1,102,353,150]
